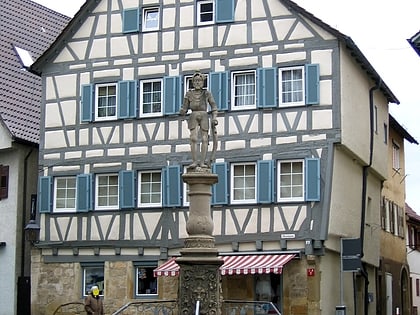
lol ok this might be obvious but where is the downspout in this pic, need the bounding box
[20,148,34,278]
[359,79,382,315]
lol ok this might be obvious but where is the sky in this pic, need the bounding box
[33,0,420,213]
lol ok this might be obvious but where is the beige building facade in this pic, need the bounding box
[29,0,404,314]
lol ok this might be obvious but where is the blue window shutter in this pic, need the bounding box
[257,68,277,108]
[81,84,94,122]
[209,71,229,111]
[305,64,320,105]
[118,80,137,118]
[38,176,52,213]
[119,170,135,209]
[305,158,320,201]
[76,174,92,212]
[163,76,182,115]
[257,160,274,203]
[123,8,140,33]
[216,0,234,23]
[163,165,181,207]
[212,162,228,204]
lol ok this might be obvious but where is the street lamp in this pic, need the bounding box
[24,219,40,244]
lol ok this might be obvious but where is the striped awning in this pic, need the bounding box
[153,254,296,277]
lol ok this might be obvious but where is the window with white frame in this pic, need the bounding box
[183,167,190,207]
[185,74,208,92]
[83,265,104,296]
[232,71,256,110]
[54,177,76,212]
[143,7,160,31]
[392,142,400,171]
[138,171,162,207]
[95,83,117,120]
[231,163,256,203]
[96,174,119,210]
[197,0,214,25]
[140,79,163,117]
[136,265,158,296]
[278,160,304,202]
[279,66,304,106]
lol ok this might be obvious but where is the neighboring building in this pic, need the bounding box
[0,0,70,314]
[408,30,420,56]
[30,0,403,314]
[407,204,420,315]
[378,115,418,315]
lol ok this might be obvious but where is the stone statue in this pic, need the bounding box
[180,71,218,169]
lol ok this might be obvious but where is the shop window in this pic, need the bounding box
[135,265,158,297]
[83,265,104,296]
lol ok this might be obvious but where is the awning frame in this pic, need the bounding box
[154,252,299,277]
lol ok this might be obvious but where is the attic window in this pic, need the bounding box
[15,46,33,68]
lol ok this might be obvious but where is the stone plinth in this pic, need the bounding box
[178,169,222,315]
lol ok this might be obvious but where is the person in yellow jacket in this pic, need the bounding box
[84,285,104,315]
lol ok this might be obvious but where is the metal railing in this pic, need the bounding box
[52,299,280,315]
[52,301,85,315]
[222,300,282,315]
[111,299,178,315]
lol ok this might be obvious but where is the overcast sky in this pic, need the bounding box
[33,0,420,213]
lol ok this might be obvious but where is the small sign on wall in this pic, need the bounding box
[307,268,315,276]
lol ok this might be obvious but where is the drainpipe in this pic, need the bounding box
[20,148,34,278]
[359,80,382,315]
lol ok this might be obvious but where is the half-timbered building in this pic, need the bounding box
[30,0,401,314]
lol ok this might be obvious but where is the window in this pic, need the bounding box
[136,265,158,296]
[185,74,208,93]
[231,163,256,203]
[417,278,419,297]
[54,177,76,212]
[83,265,104,296]
[140,79,162,117]
[95,83,117,121]
[183,167,190,207]
[138,171,162,207]
[143,7,160,31]
[14,46,33,68]
[82,81,137,122]
[95,174,119,210]
[373,106,378,134]
[280,66,304,105]
[0,165,9,199]
[278,160,304,202]
[197,0,214,25]
[384,123,388,144]
[392,142,400,171]
[232,71,256,110]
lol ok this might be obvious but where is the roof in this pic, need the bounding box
[408,30,420,57]
[389,115,418,144]
[30,0,399,106]
[406,203,420,222]
[0,0,70,144]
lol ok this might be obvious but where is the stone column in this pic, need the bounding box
[177,169,223,315]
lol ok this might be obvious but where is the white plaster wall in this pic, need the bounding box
[328,146,381,267]
[0,145,38,315]
[339,46,388,179]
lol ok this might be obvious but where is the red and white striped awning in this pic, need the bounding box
[153,254,296,277]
